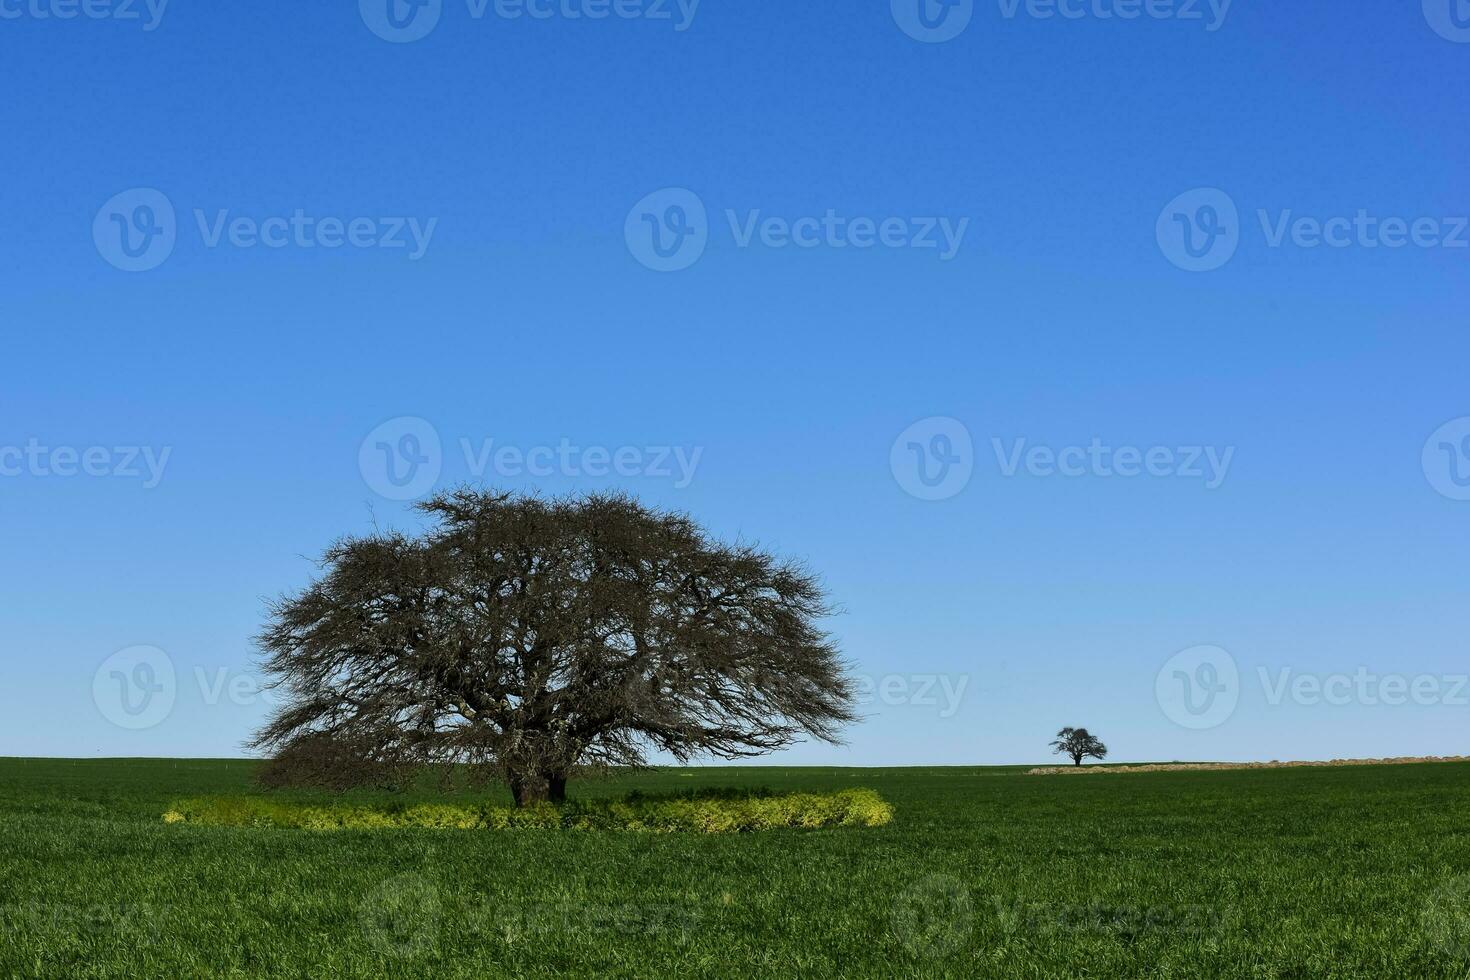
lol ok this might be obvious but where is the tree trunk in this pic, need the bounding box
[1072,755,1082,767]
[508,772,567,807]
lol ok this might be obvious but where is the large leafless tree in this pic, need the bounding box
[251,488,857,805]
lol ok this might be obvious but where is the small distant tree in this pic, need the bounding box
[1050,727,1108,767]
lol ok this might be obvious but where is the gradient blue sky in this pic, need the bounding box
[2,1,1468,765]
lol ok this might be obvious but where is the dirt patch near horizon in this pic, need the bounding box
[1027,755,1470,775]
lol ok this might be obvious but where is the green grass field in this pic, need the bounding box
[4,758,1470,978]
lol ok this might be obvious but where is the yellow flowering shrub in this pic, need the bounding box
[162,788,892,834]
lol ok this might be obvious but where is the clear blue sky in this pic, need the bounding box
[3,1,1468,765]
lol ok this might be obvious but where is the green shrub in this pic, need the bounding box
[162,788,892,834]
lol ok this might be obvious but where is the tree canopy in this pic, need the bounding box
[1050,727,1108,767]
